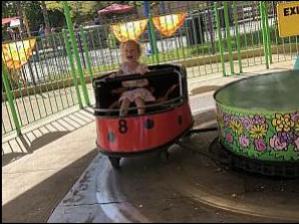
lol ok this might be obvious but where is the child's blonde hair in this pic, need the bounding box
[120,40,143,62]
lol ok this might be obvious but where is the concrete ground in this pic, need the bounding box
[47,133,299,223]
[2,61,298,223]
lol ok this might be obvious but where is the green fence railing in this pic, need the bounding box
[2,1,298,137]
[2,33,82,136]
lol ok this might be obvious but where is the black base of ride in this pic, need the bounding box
[209,137,299,178]
[103,147,169,169]
[108,157,121,169]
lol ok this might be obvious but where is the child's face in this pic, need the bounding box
[123,42,140,62]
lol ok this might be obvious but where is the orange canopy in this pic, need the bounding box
[153,13,187,37]
[111,19,148,42]
[2,38,36,70]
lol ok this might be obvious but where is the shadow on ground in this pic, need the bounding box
[2,149,98,223]
[2,108,95,167]
[98,130,299,222]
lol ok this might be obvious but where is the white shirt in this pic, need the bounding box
[119,62,149,88]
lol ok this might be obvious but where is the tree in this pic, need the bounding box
[2,1,164,34]
[2,1,45,34]
[40,1,50,31]
[127,1,159,9]
[43,1,160,24]
[22,2,45,33]
[45,1,111,24]
[1,1,17,18]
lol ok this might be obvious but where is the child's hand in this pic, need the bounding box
[109,73,116,78]
[111,89,118,94]
[111,89,120,94]
[111,87,125,95]
[109,70,122,78]
[137,65,149,75]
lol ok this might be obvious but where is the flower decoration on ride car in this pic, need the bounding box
[272,113,295,132]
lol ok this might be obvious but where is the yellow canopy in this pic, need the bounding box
[153,13,187,37]
[111,19,148,42]
[2,38,36,70]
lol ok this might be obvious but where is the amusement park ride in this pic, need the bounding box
[92,2,299,177]
[93,64,194,168]
[93,63,299,178]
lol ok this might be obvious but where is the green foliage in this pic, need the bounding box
[127,1,159,8]
[2,1,16,18]
[107,32,119,49]
[23,1,44,32]
[44,1,63,11]
[45,1,110,24]
[2,1,44,33]
[2,1,162,33]
[189,44,212,55]
[48,10,65,29]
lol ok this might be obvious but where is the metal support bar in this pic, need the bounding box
[62,29,83,109]
[80,25,94,80]
[62,1,90,106]
[144,1,159,63]
[224,2,234,75]
[294,55,299,70]
[214,3,226,77]
[233,1,242,74]
[260,1,269,69]
[263,2,272,64]
[2,61,22,136]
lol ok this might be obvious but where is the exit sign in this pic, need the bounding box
[277,2,299,37]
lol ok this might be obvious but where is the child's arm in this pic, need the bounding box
[109,69,123,78]
[110,67,125,94]
[108,100,119,109]
[157,84,178,102]
[137,64,150,75]
[111,87,127,95]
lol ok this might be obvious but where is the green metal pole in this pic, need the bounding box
[2,61,22,136]
[233,1,242,74]
[223,2,234,75]
[148,18,160,64]
[144,1,159,64]
[62,1,90,106]
[214,3,226,77]
[294,55,299,70]
[263,2,272,64]
[259,2,269,69]
[62,29,83,109]
[79,25,94,80]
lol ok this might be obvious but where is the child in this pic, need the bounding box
[112,40,155,116]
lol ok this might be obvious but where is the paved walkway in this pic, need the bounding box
[2,62,297,222]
